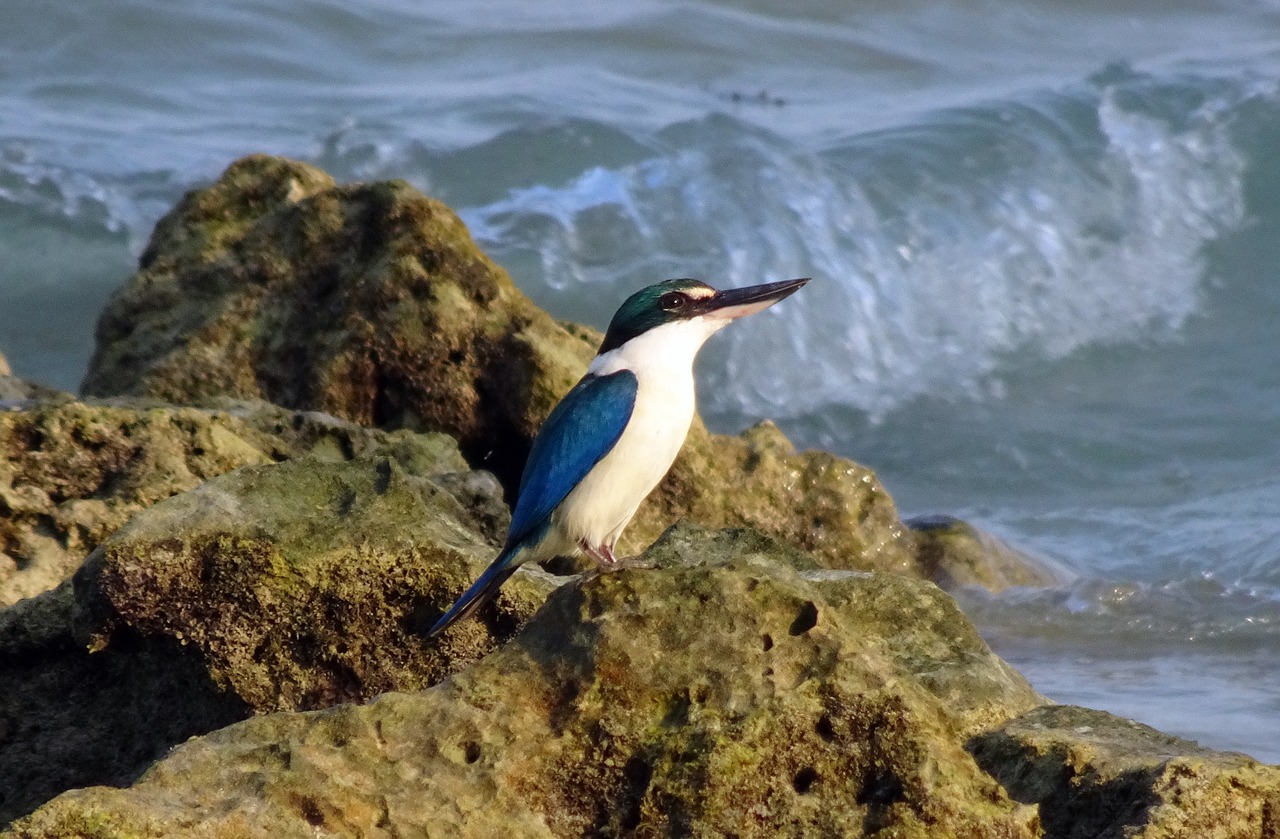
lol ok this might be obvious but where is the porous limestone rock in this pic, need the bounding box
[0,399,480,607]
[81,154,594,494]
[969,704,1280,839]
[908,515,1067,593]
[0,455,544,826]
[5,526,1046,838]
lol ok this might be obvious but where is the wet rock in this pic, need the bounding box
[6,527,1045,838]
[0,399,479,607]
[908,514,1067,592]
[624,420,917,576]
[81,154,593,493]
[969,704,1280,839]
[0,455,545,825]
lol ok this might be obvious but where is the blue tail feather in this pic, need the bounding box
[427,550,520,638]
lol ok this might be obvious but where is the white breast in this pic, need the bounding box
[546,316,727,555]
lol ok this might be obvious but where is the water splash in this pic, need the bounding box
[0,140,178,251]
[462,70,1251,422]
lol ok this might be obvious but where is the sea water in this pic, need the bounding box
[2,0,1279,761]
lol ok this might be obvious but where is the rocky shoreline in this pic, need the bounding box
[1,156,1275,837]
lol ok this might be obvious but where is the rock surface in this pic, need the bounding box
[971,704,1280,838]
[908,515,1067,592]
[81,154,593,495]
[6,527,1048,838]
[0,399,483,607]
[0,455,546,826]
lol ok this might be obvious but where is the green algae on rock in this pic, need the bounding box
[623,420,919,578]
[0,398,480,608]
[908,514,1068,593]
[4,527,1046,838]
[969,705,1280,839]
[80,154,593,494]
[0,455,549,826]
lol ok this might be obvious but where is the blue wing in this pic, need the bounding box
[507,369,638,551]
[427,369,637,638]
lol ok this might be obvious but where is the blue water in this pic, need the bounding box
[3,0,1280,761]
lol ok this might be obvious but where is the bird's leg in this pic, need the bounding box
[578,539,656,576]
[579,539,619,570]
[601,538,657,571]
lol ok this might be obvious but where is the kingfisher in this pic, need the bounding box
[428,276,810,637]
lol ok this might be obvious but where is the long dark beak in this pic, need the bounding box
[700,277,810,320]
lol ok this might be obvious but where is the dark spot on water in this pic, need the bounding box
[792,767,818,795]
[816,714,836,742]
[789,601,819,635]
[463,740,481,764]
[761,633,773,651]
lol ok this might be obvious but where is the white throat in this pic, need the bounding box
[588,316,727,381]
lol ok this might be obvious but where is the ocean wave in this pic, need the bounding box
[0,141,179,250]
[461,67,1256,422]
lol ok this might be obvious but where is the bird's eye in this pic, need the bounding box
[659,291,689,311]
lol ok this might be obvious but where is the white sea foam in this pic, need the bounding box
[461,73,1250,423]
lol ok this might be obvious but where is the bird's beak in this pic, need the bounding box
[701,277,811,320]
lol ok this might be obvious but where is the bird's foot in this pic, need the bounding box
[604,554,656,571]
[578,541,655,574]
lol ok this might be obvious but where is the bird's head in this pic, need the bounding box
[598,277,809,355]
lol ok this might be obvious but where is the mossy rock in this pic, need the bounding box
[907,515,1067,592]
[0,399,476,607]
[969,705,1280,838]
[0,456,548,826]
[5,526,1046,838]
[81,154,593,494]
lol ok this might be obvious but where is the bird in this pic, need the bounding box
[428,276,810,637]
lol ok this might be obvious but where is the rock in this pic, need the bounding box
[908,515,1067,592]
[969,704,1280,838]
[5,527,1046,837]
[0,399,480,607]
[620,420,917,576]
[0,455,546,825]
[81,154,594,494]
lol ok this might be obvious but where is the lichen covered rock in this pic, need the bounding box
[970,704,1280,838]
[81,154,593,492]
[0,455,546,825]
[0,399,476,607]
[6,527,1046,838]
[908,515,1067,592]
